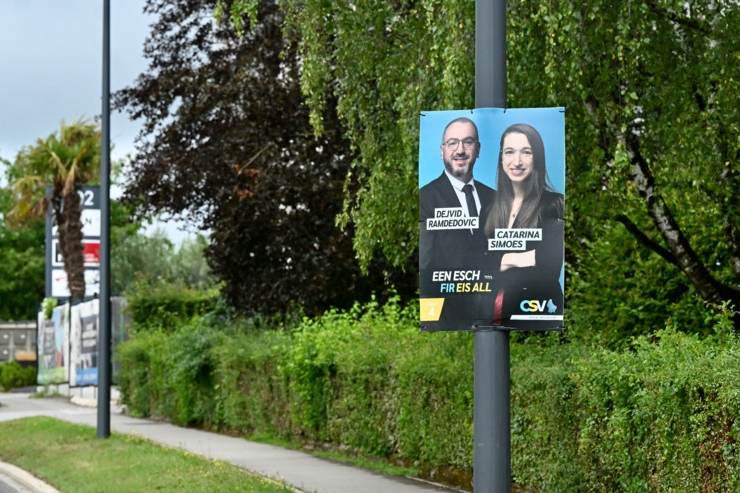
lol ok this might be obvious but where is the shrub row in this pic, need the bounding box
[117,296,475,470]
[0,361,36,391]
[117,296,740,492]
[510,320,740,492]
[124,280,218,330]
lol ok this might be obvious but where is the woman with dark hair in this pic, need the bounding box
[480,123,564,328]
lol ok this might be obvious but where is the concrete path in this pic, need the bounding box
[0,392,457,493]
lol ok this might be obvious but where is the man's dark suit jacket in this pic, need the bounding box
[419,172,495,271]
[419,172,495,330]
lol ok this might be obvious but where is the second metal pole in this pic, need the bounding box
[97,0,112,439]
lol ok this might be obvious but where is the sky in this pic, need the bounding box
[0,0,192,243]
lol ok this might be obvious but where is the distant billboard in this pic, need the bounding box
[70,299,99,386]
[45,186,101,299]
[36,305,69,384]
[36,298,128,387]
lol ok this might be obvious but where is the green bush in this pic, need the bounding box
[570,327,740,492]
[510,337,586,492]
[211,327,292,437]
[124,279,218,331]
[392,330,473,468]
[116,294,475,469]
[166,315,221,426]
[115,329,174,418]
[0,361,36,391]
[116,292,740,491]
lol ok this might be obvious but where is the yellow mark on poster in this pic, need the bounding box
[420,298,445,321]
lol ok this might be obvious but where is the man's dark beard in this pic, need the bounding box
[444,153,472,178]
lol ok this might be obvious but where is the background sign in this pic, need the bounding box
[45,186,101,299]
[52,240,101,267]
[419,108,565,331]
[36,305,69,384]
[35,298,128,387]
[70,299,99,386]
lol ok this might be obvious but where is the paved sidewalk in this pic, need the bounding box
[0,392,457,493]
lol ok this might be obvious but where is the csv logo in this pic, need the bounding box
[519,299,558,313]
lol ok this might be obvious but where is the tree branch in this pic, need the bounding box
[719,167,740,279]
[645,1,711,34]
[614,214,678,266]
[623,131,740,304]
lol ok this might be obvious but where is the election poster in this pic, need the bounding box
[69,298,99,386]
[419,107,565,331]
[37,298,129,387]
[36,304,69,384]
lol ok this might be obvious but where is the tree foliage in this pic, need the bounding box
[111,227,214,295]
[505,1,740,333]
[0,186,45,320]
[274,0,476,269]
[115,0,410,317]
[224,0,740,335]
[6,120,101,301]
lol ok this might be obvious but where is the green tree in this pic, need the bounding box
[111,225,214,295]
[223,0,740,335]
[7,120,101,301]
[115,0,413,317]
[219,0,474,269]
[111,227,175,295]
[504,1,740,333]
[2,157,142,318]
[171,234,214,289]
[0,185,45,320]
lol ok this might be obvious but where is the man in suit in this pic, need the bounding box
[419,117,495,330]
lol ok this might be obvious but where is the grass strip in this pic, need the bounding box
[0,416,296,493]
[247,432,419,479]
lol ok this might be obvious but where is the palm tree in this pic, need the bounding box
[7,119,101,301]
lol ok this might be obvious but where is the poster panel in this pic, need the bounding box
[419,107,565,331]
[36,304,69,384]
[45,185,101,299]
[51,240,101,267]
[50,268,100,298]
[69,299,99,386]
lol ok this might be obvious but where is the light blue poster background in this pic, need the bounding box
[418,107,565,196]
[418,107,566,291]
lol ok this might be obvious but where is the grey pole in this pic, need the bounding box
[474,0,510,492]
[97,0,112,439]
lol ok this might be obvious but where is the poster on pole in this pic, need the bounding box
[69,299,99,386]
[36,304,69,384]
[419,107,565,331]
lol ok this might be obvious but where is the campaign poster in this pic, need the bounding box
[36,304,69,384]
[419,107,565,331]
[69,299,99,386]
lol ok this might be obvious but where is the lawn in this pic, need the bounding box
[0,416,296,493]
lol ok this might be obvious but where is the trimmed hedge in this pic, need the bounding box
[116,296,740,491]
[116,296,475,469]
[124,280,218,330]
[0,361,36,391]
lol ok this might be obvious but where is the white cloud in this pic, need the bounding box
[0,1,193,244]
[0,0,153,163]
